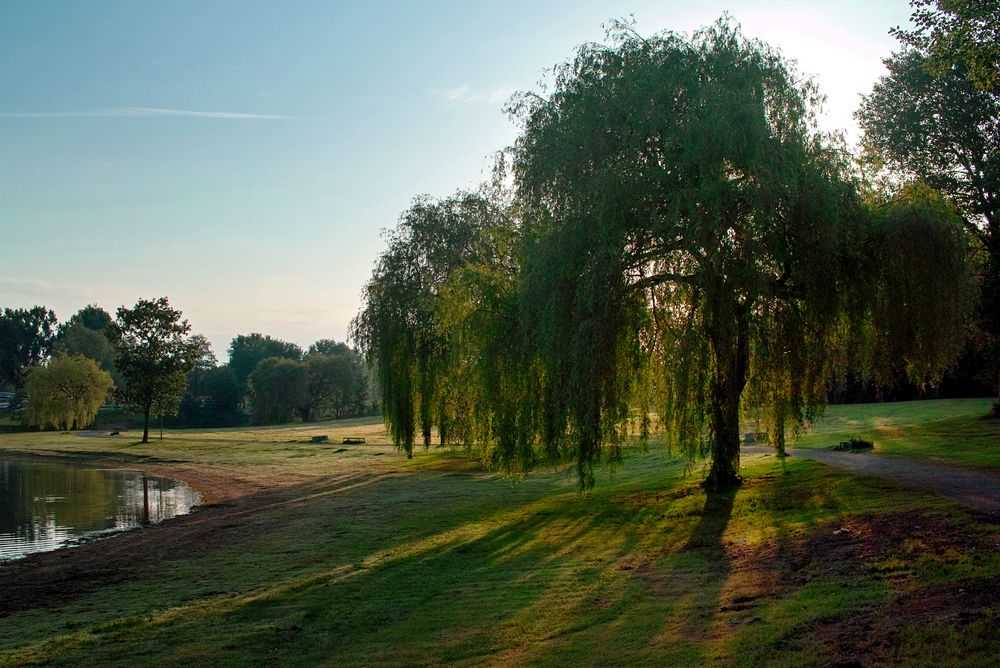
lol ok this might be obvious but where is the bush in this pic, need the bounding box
[833,437,875,451]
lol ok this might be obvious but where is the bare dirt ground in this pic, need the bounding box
[744,445,1000,517]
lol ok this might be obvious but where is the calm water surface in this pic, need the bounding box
[0,459,199,561]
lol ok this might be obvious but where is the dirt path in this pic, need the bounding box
[743,445,1000,517]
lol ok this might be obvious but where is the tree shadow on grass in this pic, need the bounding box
[1,462,766,667]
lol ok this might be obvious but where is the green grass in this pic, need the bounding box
[0,403,997,666]
[792,398,1000,470]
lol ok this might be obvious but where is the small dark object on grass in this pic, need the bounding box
[109,430,120,436]
[991,402,1000,419]
[343,437,366,444]
[833,437,874,451]
[310,435,329,443]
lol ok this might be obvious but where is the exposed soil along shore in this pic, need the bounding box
[0,469,336,618]
[0,424,400,620]
[1,456,233,617]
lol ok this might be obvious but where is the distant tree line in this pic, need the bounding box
[1,299,374,436]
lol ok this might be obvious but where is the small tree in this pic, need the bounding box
[107,297,200,443]
[303,344,368,420]
[247,357,308,424]
[23,355,114,430]
[228,333,303,398]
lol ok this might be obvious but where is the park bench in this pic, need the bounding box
[310,435,329,443]
[342,437,366,444]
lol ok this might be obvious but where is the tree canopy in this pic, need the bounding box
[228,333,304,396]
[352,191,518,454]
[503,21,877,489]
[355,20,974,491]
[247,356,308,425]
[858,25,1000,400]
[23,355,114,430]
[107,297,200,443]
[54,306,120,386]
[0,306,57,393]
[59,304,113,335]
[891,0,1000,91]
[304,348,368,420]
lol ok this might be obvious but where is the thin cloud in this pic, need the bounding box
[434,83,516,105]
[0,106,295,120]
[0,277,96,311]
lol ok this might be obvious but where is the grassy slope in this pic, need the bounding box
[0,406,997,667]
[791,398,1000,470]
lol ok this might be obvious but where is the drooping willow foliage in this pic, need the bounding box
[23,355,114,431]
[350,192,523,456]
[354,19,975,491]
[504,20,871,490]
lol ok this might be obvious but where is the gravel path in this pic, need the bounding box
[743,445,1000,518]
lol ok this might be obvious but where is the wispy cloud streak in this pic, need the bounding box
[434,83,516,105]
[0,106,294,119]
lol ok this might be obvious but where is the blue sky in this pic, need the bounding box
[0,1,913,358]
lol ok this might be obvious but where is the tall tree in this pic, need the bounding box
[59,304,113,334]
[308,339,352,356]
[304,349,368,420]
[183,334,218,397]
[857,43,1000,399]
[0,306,58,407]
[54,306,120,386]
[502,20,969,490]
[891,0,1000,91]
[247,357,308,424]
[23,355,114,430]
[352,191,517,453]
[228,333,303,396]
[107,297,200,443]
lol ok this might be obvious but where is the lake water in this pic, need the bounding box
[0,459,200,561]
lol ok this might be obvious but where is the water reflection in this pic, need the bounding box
[0,459,199,561]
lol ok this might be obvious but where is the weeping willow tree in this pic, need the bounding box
[504,20,970,491]
[23,355,114,430]
[356,20,973,492]
[351,191,519,455]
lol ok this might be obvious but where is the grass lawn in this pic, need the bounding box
[0,404,997,667]
[791,398,1000,470]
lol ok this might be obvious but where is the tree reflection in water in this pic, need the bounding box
[0,460,199,561]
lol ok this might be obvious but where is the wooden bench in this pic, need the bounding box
[342,437,366,444]
[310,435,329,443]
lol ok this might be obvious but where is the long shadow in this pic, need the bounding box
[676,489,736,662]
[1,458,745,665]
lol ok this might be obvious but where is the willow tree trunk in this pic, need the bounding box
[704,297,750,492]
